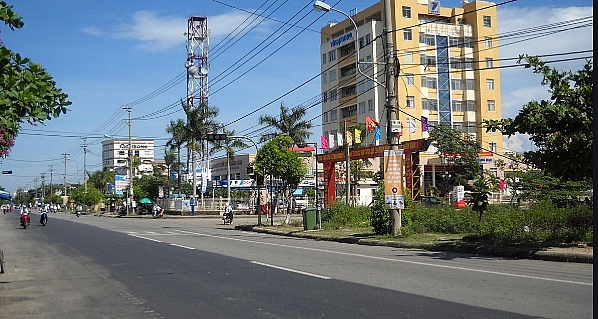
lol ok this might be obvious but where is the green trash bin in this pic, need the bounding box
[303,208,316,230]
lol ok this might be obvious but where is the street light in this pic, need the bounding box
[230,135,262,226]
[297,142,321,229]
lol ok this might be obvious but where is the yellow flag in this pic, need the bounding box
[354,128,361,144]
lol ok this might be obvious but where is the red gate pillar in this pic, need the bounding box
[323,162,336,207]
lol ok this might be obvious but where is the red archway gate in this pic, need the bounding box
[316,139,430,207]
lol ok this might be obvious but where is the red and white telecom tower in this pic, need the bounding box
[185,16,210,202]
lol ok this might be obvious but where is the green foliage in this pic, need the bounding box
[134,174,168,201]
[429,123,482,185]
[0,2,72,157]
[483,57,593,183]
[69,186,103,207]
[512,170,591,208]
[467,176,491,224]
[258,102,313,145]
[322,201,370,228]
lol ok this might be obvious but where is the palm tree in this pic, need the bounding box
[88,166,115,195]
[182,101,220,196]
[166,119,188,196]
[210,128,249,202]
[258,102,313,145]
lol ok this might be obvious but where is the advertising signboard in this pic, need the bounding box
[383,149,404,209]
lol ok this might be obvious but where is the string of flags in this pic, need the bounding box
[319,115,429,150]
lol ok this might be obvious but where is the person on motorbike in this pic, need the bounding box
[223,202,233,224]
[75,204,82,217]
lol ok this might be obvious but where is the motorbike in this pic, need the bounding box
[40,211,48,225]
[222,211,233,225]
[76,210,81,217]
[20,214,30,229]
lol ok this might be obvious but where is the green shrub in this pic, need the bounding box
[322,201,370,228]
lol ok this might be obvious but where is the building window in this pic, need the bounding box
[405,73,414,86]
[451,78,464,90]
[365,34,371,45]
[328,50,336,62]
[118,150,125,156]
[421,55,436,67]
[452,100,464,112]
[486,79,495,90]
[322,53,326,65]
[329,69,337,81]
[466,100,476,112]
[367,99,373,112]
[485,58,493,69]
[421,76,437,89]
[466,79,475,90]
[322,72,327,84]
[323,111,328,123]
[484,37,493,49]
[483,15,492,27]
[403,28,412,41]
[422,98,438,111]
[329,89,337,101]
[487,100,496,112]
[404,51,413,63]
[402,6,411,18]
[489,142,497,153]
[406,96,415,108]
[358,81,365,93]
[322,91,328,103]
[419,33,435,46]
[359,101,366,114]
[331,109,338,121]
[366,79,373,90]
[358,37,364,49]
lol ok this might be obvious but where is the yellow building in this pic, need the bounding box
[317,0,504,197]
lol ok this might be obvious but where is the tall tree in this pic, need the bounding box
[1,2,72,157]
[484,56,593,182]
[182,101,220,195]
[166,119,187,195]
[254,135,306,219]
[258,103,313,145]
[88,166,115,195]
[209,128,248,202]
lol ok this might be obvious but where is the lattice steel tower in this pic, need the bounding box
[185,16,210,203]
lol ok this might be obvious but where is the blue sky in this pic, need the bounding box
[0,0,593,194]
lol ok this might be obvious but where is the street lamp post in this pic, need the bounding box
[313,0,401,235]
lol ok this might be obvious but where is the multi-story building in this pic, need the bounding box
[318,0,503,197]
[101,138,155,176]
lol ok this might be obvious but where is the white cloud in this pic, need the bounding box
[501,85,549,118]
[82,10,268,51]
[503,133,530,153]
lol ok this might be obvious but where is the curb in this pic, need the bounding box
[235,225,593,264]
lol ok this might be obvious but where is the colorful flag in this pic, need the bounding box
[408,118,416,134]
[346,130,353,146]
[421,116,428,132]
[374,126,381,141]
[366,116,379,131]
[320,135,328,150]
[337,131,343,146]
[328,133,335,149]
[354,128,361,144]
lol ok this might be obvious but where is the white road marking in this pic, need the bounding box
[128,234,162,243]
[170,243,195,250]
[174,230,592,286]
[250,261,331,279]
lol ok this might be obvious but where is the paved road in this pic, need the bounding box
[0,211,593,318]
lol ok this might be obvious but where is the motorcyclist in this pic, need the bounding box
[223,202,233,224]
[75,204,82,217]
[20,204,30,224]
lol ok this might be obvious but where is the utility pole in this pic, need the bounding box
[82,137,88,193]
[123,105,133,215]
[344,121,350,204]
[40,172,46,202]
[384,0,400,236]
[49,165,53,197]
[34,177,39,203]
[62,153,70,197]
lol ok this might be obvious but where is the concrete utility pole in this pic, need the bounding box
[49,165,53,197]
[344,121,350,204]
[40,173,46,201]
[82,137,88,192]
[62,153,70,197]
[384,0,401,236]
[123,105,133,215]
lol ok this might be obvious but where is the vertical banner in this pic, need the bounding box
[453,185,466,209]
[383,149,405,209]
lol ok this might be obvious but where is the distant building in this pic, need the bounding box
[101,138,155,177]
